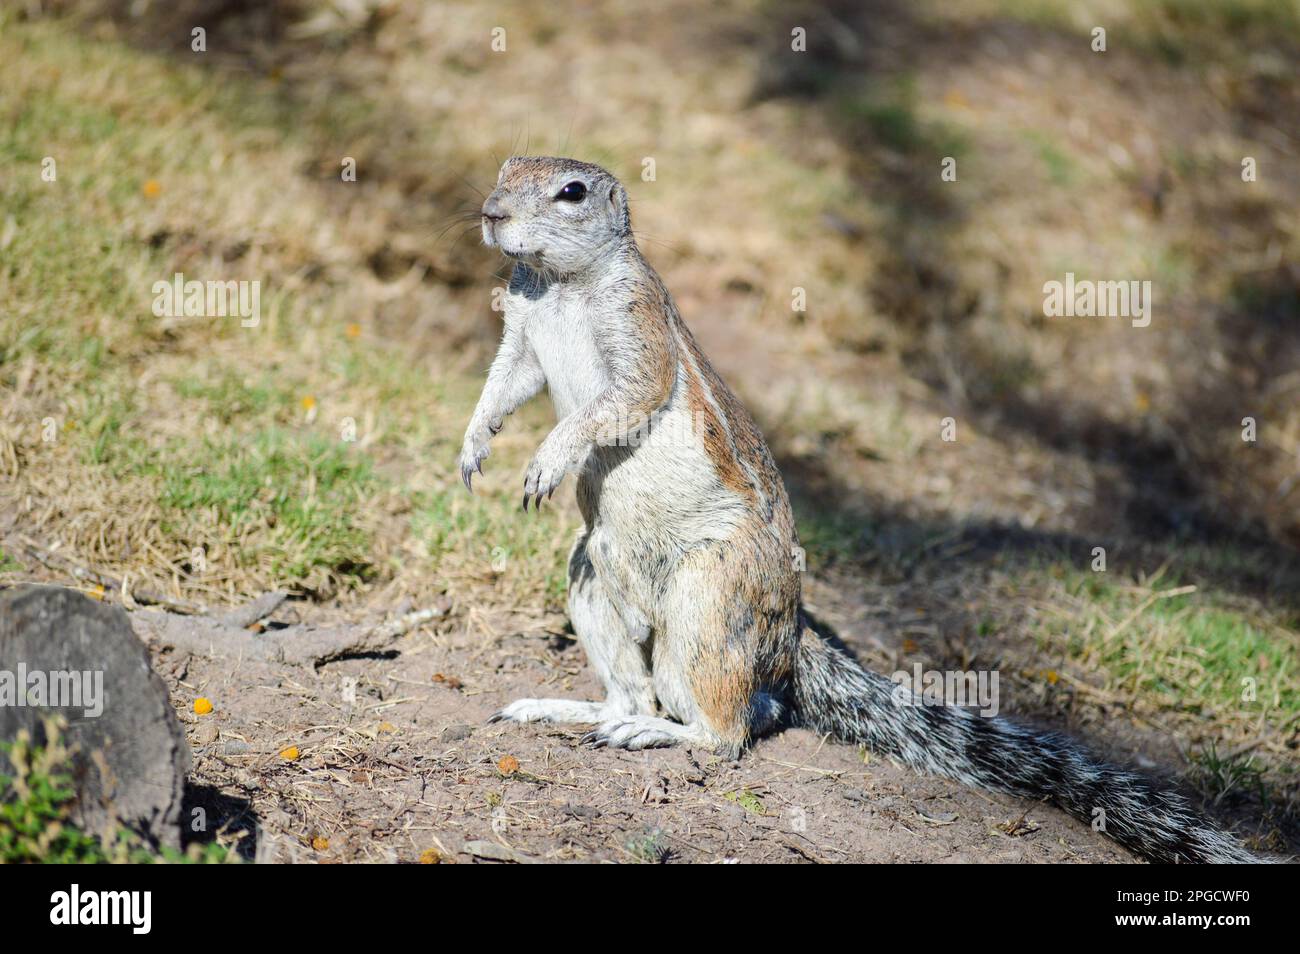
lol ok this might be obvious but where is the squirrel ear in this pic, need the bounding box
[608,183,630,233]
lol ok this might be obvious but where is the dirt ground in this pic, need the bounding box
[125,584,1151,865]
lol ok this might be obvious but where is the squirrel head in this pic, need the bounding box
[481,156,631,274]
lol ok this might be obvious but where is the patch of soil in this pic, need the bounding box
[147,602,1138,864]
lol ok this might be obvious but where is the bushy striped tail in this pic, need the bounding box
[791,623,1260,863]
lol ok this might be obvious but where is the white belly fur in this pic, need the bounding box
[509,286,746,630]
[519,289,608,419]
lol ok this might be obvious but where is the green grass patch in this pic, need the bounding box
[159,429,376,580]
[723,788,769,815]
[1190,740,1269,807]
[411,487,569,605]
[795,508,879,569]
[1046,567,1298,720]
[926,1,1300,68]
[1,719,232,863]
[836,79,971,159]
[623,827,671,863]
[172,371,299,427]
[1020,130,1079,187]
[1132,0,1300,67]
[0,21,461,596]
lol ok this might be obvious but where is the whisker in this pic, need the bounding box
[431,212,485,245]
[559,113,577,158]
[632,229,685,257]
[450,172,487,202]
[433,222,486,255]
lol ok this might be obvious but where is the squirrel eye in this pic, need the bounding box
[555,181,587,202]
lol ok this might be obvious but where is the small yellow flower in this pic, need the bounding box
[279,745,300,761]
[194,697,213,715]
[497,755,520,776]
[1044,670,1060,686]
[377,721,396,735]
[419,848,442,864]
[345,322,361,339]
[88,584,106,601]
[301,395,317,411]
[142,179,162,199]
[311,836,329,852]
[943,88,970,109]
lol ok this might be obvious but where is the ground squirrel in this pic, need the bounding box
[458,156,1257,863]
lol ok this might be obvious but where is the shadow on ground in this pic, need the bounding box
[182,782,259,861]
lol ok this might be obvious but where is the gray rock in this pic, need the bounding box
[0,585,190,851]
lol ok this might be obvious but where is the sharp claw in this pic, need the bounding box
[487,712,504,724]
[521,493,530,511]
[461,449,488,492]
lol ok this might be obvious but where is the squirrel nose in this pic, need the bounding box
[482,194,510,222]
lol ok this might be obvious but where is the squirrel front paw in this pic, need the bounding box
[458,417,501,492]
[522,428,587,509]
